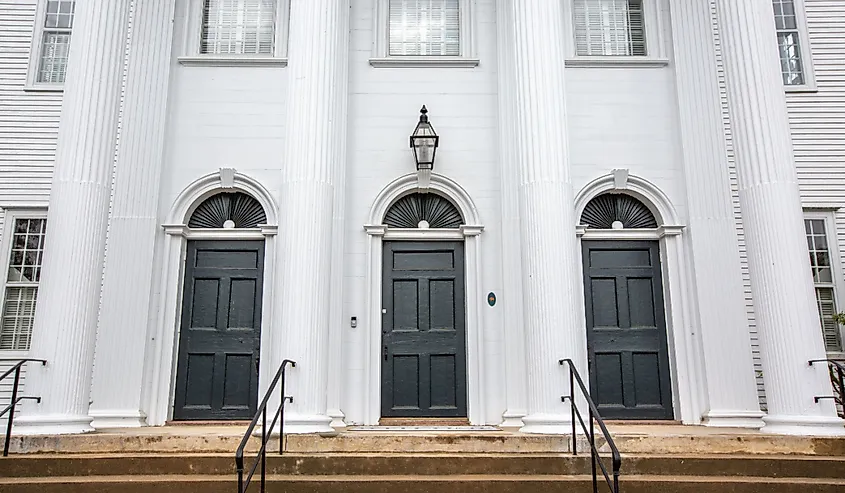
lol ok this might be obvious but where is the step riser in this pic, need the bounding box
[6,479,845,493]
[3,456,844,479]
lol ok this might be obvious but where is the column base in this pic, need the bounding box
[328,408,347,428]
[762,414,845,436]
[283,412,335,434]
[12,414,94,435]
[702,410,766,429]
[90,410,147,429]
[500,410,526,428]
[519,413,572,435]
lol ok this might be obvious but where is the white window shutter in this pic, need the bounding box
[389,0,461,56]
[201,0,277,55]
[573,0,646,57]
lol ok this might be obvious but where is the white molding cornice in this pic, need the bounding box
[575,225,685,240]
[369,57,480,68]
[177,56,288,67]
[564,58,670,68]
[460,225,484,237]
[364,225,388,236]
[161,224,269,240]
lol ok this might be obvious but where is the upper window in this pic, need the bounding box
[201,0,276,55]
[771,0,816,90]
[388,0,460,57]
[371,0,477,67]
[772,0,805,85]
[804,216,843,353]
[28,0,76,87]
[179,0,289,65]
[0,214,47,352]
[573,0,646,57]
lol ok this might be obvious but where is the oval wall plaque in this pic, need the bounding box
[487,292,496,307]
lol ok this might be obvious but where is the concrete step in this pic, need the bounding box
[9,430,845,456]
[2,474,845,493]
[2,453,844,479]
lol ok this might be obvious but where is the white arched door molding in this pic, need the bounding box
[574,171,703,425]
[363,173,485,425]
[143,169,279,425]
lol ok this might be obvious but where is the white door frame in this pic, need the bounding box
[364,173,485,425]
[574,172,701,424]
[143,169,279,425]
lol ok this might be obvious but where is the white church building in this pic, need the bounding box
[0,0,844,436]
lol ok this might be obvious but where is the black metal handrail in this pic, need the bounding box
[0,358,46,457]
[560,359,621,493]
[809,358,845,418]
[235,359,295,493]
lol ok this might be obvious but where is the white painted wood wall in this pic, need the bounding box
[0,0,60,424]
[2,0,845,424]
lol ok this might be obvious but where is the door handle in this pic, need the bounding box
[255,357,260,375]
[383,345,388,361]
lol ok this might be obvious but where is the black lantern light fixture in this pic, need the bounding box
[410,106,439,171]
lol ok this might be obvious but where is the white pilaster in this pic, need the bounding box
[15,0,132,435]
[670,0,764,428]
[275,0,350,434]
[89,0,177,430]
[494,0,526,428]
[504,0,584,434]
[715,0,843,434]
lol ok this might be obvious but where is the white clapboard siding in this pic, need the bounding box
[0,0,60,204]
[787,0,845,352]
[0,0,60,424]
[0,356,29,429]
[710,0,767,409]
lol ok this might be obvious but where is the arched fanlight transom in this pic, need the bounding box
[189,192,267,229]
[384,192,463,229]
[581,193,658,230]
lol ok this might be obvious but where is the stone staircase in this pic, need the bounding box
[1,428,844,492]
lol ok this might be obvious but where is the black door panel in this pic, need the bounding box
[382,241,467,418]
[174,240,264,420]
[582,241,673,420]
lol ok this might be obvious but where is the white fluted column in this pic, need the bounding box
[505,0,585,434]
[89,0,177,429]
[715,0,842,434]
[326,8,351,427]
[495,0,527,428]
[15,0,132,435]
[670,0,764,428]
[275,0,349,434]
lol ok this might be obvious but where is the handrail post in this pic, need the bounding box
[590,406,597,493]
[279,366,285,455]
[3,365,21,457]
[569,362,576,455]
[260,407,266,493]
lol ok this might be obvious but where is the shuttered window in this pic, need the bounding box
[573,0,646,57]
[772,0,805,86]
[201,0,277,55]
[0,218,47,352]
[388,0,461,56]
[37,0,75,84]
[805,218,843,352]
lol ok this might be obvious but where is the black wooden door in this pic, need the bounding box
[582,241,673,419]
[382,241,467,417]
[173,240,264,420]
